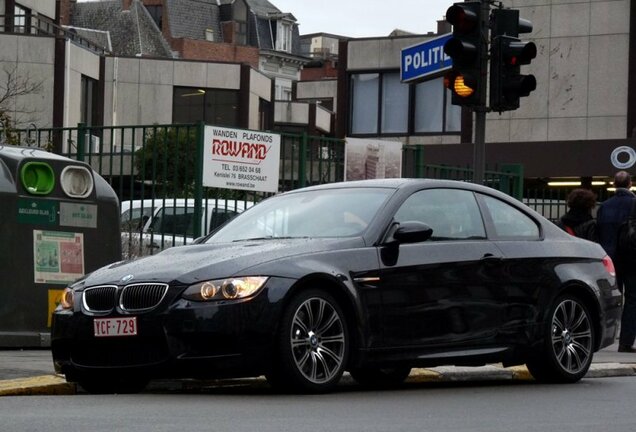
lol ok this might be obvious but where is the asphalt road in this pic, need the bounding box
[1,376,635,432]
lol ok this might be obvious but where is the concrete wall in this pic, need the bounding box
[275,102,309,124]
[344,1,631,145]
[248,68,273,130]
[296,79,338,112]
[64,41,100,128]
[0,34,54,128]
[20,0,55,19]
[103,57,245,127]
[348,36,428,71]
[487,0,630,143]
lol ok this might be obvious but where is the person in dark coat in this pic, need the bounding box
[597,171,636,353]
[556,188,598,242]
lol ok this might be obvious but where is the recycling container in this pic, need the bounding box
[0,145,120,347]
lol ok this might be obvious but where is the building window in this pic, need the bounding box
[274,20,292,52]
[414,77,460,133]
[80,75,99,127]
[350,72,460,136]
[351,73,379,134]
[259,98,271,130]
[14,4,32,34]
[172,87,239,127]
[381,73,408,133]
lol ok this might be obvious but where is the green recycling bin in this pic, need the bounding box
[0,145,121,347]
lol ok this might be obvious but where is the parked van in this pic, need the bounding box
[121,198,254,259]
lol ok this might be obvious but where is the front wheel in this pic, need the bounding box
[267,289,349,393]
[526,294,594,383]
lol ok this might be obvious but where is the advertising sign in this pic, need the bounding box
[345,137,403,181]
[202,126,281,193]
[33,230,84,285]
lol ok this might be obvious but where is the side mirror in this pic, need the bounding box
[391,221,433,244]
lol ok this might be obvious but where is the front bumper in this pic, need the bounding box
[52,277,292,380]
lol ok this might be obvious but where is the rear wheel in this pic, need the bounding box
[350,366,412,388]
[267,289,349,393]
[526,294,594,383]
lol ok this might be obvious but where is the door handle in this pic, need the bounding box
[481,253,503,264]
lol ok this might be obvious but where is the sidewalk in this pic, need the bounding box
[1,342,635,396]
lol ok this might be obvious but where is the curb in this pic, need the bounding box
[0,375,75,396]
[2,363,635,396]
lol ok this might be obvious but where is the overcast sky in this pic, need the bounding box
[270,0,451,37]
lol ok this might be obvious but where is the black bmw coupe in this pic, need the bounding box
[52,179,622,393]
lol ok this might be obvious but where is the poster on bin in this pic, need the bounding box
[203,126,281,193]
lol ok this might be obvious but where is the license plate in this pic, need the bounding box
[94,317,138,337]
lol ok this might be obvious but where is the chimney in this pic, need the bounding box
[59,0,77,26]
[122,0,133,10]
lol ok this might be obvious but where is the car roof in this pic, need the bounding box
[283,178,501,196]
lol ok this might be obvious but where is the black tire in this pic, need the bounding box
[78,374,149,394]
[526,294,595,383]
[267,289,349,393]
[350,366,412,388]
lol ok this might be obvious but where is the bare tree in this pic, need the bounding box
[0,65,43,145]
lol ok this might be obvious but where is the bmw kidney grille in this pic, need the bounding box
[82,284,168,313]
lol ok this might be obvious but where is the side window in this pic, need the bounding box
[481,195,540,239]
[394,189,486,240]
[121,208,152,231]
[150,207,195,236]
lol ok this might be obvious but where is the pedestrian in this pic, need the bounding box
[556,188,598,242]
[597,171,636,353]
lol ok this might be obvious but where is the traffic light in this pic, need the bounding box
[489,8,537,112]
[443,1,484,107]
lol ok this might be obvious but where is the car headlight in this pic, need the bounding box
[182,277,268,302]
[60,287,74,310]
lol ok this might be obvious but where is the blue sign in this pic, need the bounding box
[401,33,452,83]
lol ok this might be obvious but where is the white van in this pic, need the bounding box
[121,198,254,259]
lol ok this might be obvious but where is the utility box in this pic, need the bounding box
[0,145,120,347]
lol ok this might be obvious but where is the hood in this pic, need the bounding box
[82,237,363,287]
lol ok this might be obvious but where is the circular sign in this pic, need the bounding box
[610,146,636,169]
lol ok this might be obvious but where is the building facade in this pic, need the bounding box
[326,0,636,182]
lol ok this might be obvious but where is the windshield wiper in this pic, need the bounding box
[232,236,307,242]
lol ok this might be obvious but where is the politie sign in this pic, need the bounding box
[203,126,281,193]
[401,33,452,83]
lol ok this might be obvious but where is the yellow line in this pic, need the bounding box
[407,368,444,382]
[0,375,75,396]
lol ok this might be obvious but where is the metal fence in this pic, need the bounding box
[402,145,524,199]
[3,123,538,251]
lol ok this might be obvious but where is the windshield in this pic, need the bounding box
[206,187,394,243]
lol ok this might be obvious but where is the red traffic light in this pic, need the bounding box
[505,40,537,66]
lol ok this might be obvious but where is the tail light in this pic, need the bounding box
[602,255,616,277]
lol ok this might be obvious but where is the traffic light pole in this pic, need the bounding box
[472,0,490,185]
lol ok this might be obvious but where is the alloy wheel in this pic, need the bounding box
[551,299,593,375]
[289,297,346,384]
